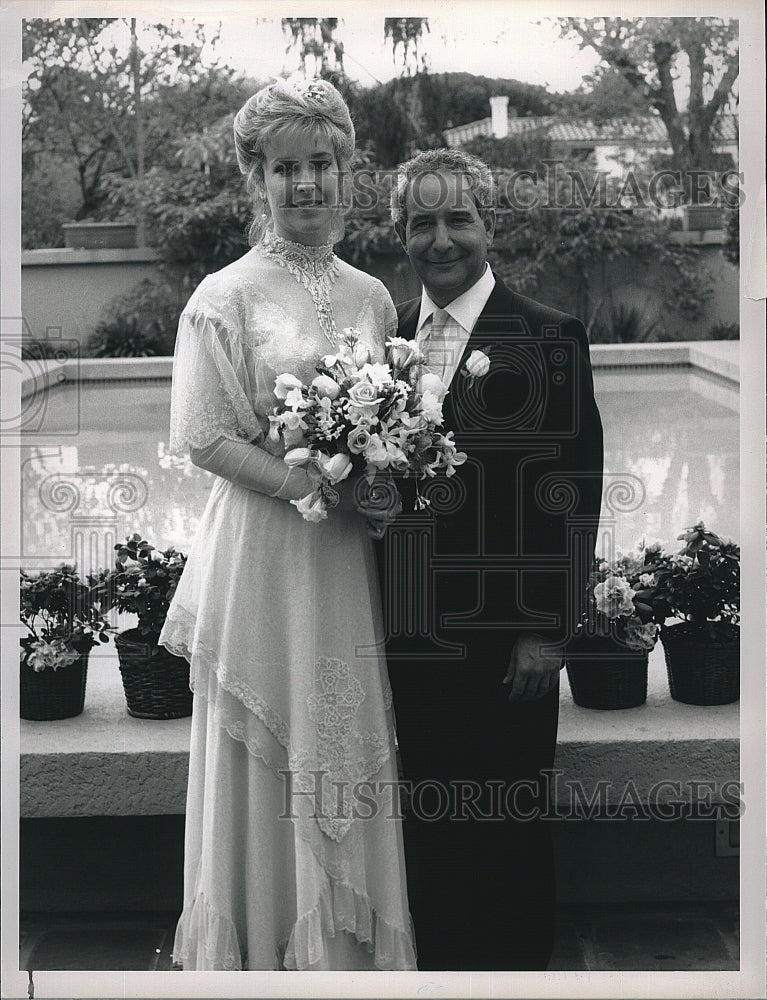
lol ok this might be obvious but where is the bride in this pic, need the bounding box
[158,78,416,971]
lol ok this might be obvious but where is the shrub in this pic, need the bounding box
[707,321,739,340]
[590,303,659,344]
[87,277,182,357]
[642,523,739,641]
[95,534,188,641]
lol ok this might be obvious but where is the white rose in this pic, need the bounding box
[348,380,382,407]
[387,337,418,370]
[385,442,410,472]
[284,447,312,467]
[418,391,444,425]
[364,434,388,469]
[464,350,490,378]
[267,416,282,443]
[291,492,327,522]
[417,372,448,402]
[317,452,353,483]
[274,373,304,400]
[347,427,371,455]
[311,374,341,400]
[351,341,372,367]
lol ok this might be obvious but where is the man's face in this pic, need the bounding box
[398,171,495,306]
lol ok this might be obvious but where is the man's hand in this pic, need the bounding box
[335,471,402,537]
[357,472,403,539]
[503,632,563,702]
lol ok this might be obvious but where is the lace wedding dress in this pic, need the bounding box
[158,235,417,971]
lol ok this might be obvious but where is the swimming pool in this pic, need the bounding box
[19,366,739,573]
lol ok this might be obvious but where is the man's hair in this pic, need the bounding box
[390,148,496,227]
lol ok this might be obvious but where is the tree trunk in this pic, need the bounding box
[131,19,146,246]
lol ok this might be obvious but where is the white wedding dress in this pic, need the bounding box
[158,235,417,971]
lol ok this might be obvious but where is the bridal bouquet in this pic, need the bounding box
[268,328,467,522]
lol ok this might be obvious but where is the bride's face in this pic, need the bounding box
[263,128,341,246]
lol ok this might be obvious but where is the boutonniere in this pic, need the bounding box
[461,349,491,387]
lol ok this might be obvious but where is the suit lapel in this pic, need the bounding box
[396,299,421,340]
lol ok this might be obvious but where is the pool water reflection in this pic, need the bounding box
[19,369,739,573]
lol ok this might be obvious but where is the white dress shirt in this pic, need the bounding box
[415,264,496,387]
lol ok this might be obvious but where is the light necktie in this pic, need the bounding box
[421,308,450,382]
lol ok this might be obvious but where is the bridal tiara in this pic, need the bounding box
[265,76,329,104]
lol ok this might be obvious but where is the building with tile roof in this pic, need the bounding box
[443,95,738,175]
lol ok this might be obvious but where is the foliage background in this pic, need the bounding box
[21,16,740,353]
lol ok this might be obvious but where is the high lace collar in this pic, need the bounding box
[258,231,338,275]
[257,231,341,345]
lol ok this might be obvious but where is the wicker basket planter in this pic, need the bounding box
[660,623,739,705]
[115,629,192,719]
[20,634,94,721]
[565,634,649,710]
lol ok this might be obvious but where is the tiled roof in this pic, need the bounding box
[444,113,737,146]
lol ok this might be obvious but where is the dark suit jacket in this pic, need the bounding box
[381,274,603,658]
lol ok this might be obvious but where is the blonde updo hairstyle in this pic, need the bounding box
[233,78,356,245]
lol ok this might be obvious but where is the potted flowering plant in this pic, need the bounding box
[20,564,110,720]
[565,553,660,710]
[643,523,739,705]
[96,533,192,719]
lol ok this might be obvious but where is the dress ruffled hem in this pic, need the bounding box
[172,891,245,971]
[173,880,417,971]
[281,877,417,971]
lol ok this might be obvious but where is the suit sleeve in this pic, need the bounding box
[520,317,603,646]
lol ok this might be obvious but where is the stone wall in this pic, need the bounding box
[21,248,163,348]
[20,235,738,353]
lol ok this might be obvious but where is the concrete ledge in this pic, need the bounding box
[22,248,162,266]
[21,357,174,400]
[20,639,739,818]
[589,340,739,383]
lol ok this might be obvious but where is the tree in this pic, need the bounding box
[556,17,738,179]
[384,17,430,76]
[567,66,650,122]
[489,163,714,334]
[22,18,227,226]
[282,18,345,79]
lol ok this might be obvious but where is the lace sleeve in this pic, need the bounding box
[379,281,399,342]
[168,281,262,455]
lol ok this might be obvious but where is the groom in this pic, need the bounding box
[377,149,604,971]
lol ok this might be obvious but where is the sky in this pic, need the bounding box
[201,11,602,93]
